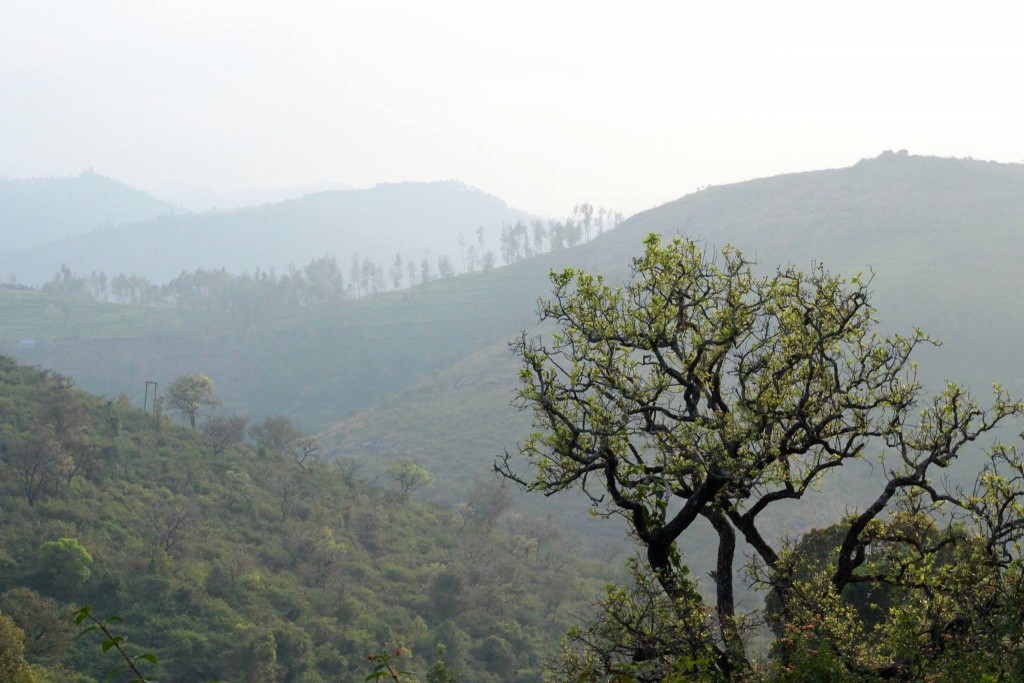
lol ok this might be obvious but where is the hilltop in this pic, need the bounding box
[322,151,1024,530]
[583,151,1024,389]
[1,180,536,286]
[149,180,356,212]
[0,171,177,256]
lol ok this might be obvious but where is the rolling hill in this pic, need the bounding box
[149,180,356,212]
[7,151,1024,519]
[0,170,177,256]
[5,150,1024,611]
[321,151,1024,529]
[2,180,535,286]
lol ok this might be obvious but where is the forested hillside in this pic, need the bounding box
[0,357,610,682]
[3,153,1022,557]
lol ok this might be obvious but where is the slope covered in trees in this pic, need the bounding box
[0,357,609,682]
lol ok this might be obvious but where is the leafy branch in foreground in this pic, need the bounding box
[365,644,462,683]
[366,648,413,682]
[75,605,157,683]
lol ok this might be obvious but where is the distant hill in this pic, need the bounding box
[0,266,542,430]
[0,170,177,257]
[149,180,356,212]
[580,150,1024,390]
[320,151,1024,521]
[7,150,1024,591]
[7,152,1024,522]
[2,180,535,285]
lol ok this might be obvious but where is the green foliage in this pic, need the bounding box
[386,459,434,500]
[0,612,43,683]
[248,415,323,467]
[34,538,92,602]
[75,605,158,683]
[555,559,719,683]
[366,649,414,682]
[249,415,302,455]
[425,645,461,683]
[0,588,76,664]
[164,373,221,428]
[200,414,248,456]
[0,355,607,682]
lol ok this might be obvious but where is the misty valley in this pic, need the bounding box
[3,152,1024,682]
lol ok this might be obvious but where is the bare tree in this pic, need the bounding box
[2,430,68,506]
[202,415,249,456]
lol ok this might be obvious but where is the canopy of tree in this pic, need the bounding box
[164,373,221,428]
[502,233,1024,680]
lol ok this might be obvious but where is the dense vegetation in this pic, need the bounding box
[0,356,610,682]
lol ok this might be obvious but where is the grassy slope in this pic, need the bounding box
[0,288,191,341]
[586,152,1024,390]
[0,264,540,430]
[324,342,527,494]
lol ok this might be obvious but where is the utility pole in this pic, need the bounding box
[144,380,158,415]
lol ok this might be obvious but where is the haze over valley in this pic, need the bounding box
[3,1,1024,680]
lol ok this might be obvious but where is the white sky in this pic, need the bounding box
[2,0,1023,216]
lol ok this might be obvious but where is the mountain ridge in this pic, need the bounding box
[5,152,1023,581]
[0,170,178,256]
[1,179,538,286]
[318,151,1024,516]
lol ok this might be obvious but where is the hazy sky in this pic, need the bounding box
[2,0,1023,216]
